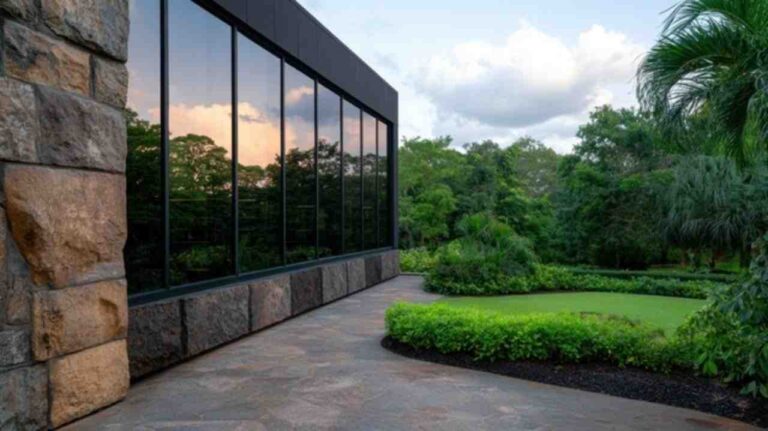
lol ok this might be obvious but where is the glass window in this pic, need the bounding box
[125,0,162,294]
[343,101,362,253]
[168,0,233,285]
[378,121,390,247]
[362,112,378,250]
[317,85,342,257]
[237,34,282,272]
[284,64,316,264]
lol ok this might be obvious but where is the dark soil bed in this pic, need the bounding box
[382,336,768,427]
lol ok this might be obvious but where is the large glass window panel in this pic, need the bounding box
[317,85,342,257]
[378,121,390,247]
[125,0,162,294]
[362,112,377,250]
[237,34,282,272]
[343,101,362,253]
[284,65,316,264]
[168,0,233,285]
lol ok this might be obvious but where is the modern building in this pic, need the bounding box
[0,0,398,428]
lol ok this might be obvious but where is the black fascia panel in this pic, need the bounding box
[205,0,397,125]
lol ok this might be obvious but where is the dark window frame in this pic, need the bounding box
[128,0,395,306]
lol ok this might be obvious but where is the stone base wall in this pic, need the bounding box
[128,250,400,379]
[0,0,130,429]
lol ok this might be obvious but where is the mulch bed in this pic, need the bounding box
[382,336,768,427]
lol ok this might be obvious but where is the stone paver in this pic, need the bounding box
[65,276,757,431]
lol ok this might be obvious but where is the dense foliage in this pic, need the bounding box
[682,235,768,397]
[425,214,537,294]
[385,303,694,372]
[425,263,721,299]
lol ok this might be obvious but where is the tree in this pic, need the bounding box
[665,155,768,268]
[637,0,768,164]
[509,137,560,198]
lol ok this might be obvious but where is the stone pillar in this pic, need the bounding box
[0,0,130,429]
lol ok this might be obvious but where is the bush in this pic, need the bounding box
[385,302,695,372]
[425,214,537,295]
[426,263,723,298]
[400,247,437,273]
[680,235,768,398]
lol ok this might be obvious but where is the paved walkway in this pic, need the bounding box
[67,276,757,430]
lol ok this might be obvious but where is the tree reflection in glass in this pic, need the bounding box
[284,65,316,264]
[168,0,233,285]
[343,101,362,253]
[238,34,282,272]
[125,0,162,294]
[362,112,378,249]
[318,85,342,257]
[378,121,390,247]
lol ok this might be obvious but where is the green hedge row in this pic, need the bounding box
[566,267,738,283]
[425,264,726,298]
[385,302,695,372]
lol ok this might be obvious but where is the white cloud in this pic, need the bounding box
[412,22,645,151]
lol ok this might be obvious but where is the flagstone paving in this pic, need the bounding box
[65,275,758,430]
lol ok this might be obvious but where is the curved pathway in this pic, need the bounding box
[66,276,757,430]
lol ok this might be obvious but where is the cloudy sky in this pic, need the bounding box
[297,0,676,153]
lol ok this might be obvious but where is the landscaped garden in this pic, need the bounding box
[387,3,768,422]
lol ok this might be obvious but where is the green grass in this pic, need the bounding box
[437,292,706,334]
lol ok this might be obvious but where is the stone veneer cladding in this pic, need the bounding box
[127,250,400,379]
[0,0,130,429]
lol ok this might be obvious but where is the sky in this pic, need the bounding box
[296,0,677,153]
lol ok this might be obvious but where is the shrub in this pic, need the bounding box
[681,235,768,398]
[385,302,695,372]
[400,247,438,273]
[426,263,723,298]
[426,214,537,295]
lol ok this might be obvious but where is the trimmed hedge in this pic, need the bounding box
[425,264,725,299]
[566,267,738,283]
[385,302,695,372]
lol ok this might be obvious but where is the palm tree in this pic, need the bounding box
[664,155,768,269]
[637,0,768,164]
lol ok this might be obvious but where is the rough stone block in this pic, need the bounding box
[36,85,127,172]
[249,275,290,332]
[128,299,183,379]
[183,285,249,356]
[3,20,91,96]
[49,339,129,428]
[347,258,365,293]
[0,365,48,430]
[365,255,382,287]
[322,262,347,304]
[290,268,322,315]
[93,56,128,108]
[4,165,127,288]
[382,250,400,280]
[4,279,31,326]
[41,0,129,61]
[32,280,128,361]
[0,0,37,20]
[0,78,38,163]
[0,329,29,367]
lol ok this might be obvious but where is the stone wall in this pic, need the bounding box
[0,0,130,429]
[128,250,400,379]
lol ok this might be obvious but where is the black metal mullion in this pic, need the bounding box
[280,58,287,266]
[340,98,345,255]
[231,28,239,276]
[359,110,364,251]
[161,0,170,289]
[314,80,319,260]
[375,119,380,247]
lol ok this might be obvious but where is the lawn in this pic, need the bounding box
[437,292,706,334]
